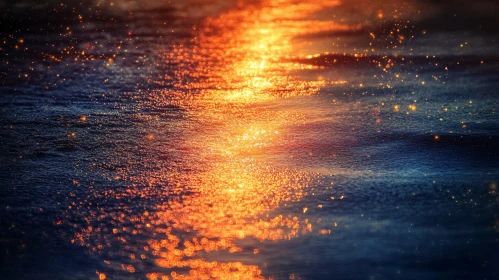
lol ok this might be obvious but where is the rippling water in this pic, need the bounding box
[1,0,499,279]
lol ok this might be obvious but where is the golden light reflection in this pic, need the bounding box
[169,0,355,103]
[65,1,356,279]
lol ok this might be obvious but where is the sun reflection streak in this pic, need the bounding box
[169,0,354,103]
[145,103,323,278]
[64,1,355,279]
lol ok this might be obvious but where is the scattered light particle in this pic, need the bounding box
[127,265,135,273]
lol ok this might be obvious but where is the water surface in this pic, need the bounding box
[1,0,499,279]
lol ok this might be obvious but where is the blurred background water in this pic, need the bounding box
[1,0,499,279]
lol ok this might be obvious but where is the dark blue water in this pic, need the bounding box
[1,1,499,279]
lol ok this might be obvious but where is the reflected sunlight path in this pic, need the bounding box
[67,1,358,279]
